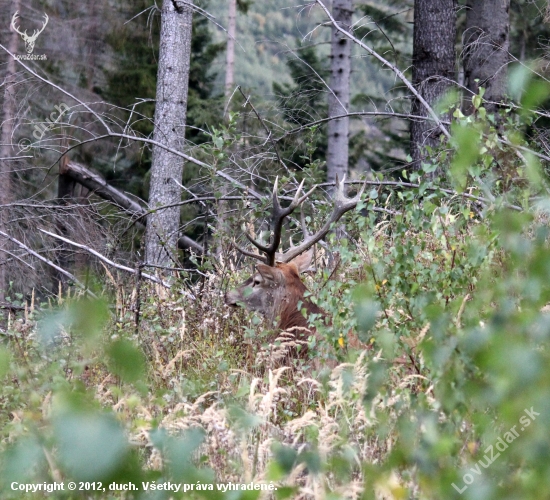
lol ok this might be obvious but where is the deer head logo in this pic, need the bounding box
[11,11,49,54]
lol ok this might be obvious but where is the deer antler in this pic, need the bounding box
[32,13,49,39]
[239,175,366,266]
[245,177,316,266]
[11,12,26,37]
[279,175,367,263]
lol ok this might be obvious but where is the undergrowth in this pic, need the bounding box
[2,190,550,500]
[2,76,550,499]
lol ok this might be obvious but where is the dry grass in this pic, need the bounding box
[1,207,488,499]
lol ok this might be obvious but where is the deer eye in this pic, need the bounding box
[253,278,261,286]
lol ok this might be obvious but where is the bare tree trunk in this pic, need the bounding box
[145,0,193,267]
[463,0,510,114]
[218,0,238,256]
[327,0,352,186]
[225,0,237,98]
[0,0,20,302]
[55,154,78,291]
[410,0,456,169]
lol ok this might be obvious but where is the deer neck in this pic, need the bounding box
[276,282,323,332]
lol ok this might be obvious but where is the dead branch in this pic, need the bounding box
[274,112,452,142]
[61,161,205,254]
[38,229,190,295]
[315,0,451,140]
[60,160,145,216]
[0,230,92,295]
[0,44,264,203]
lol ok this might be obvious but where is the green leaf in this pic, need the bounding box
[150,428,207,482]
[0,437,44,484]
[509,64,532,101]
[450,123,481,192]
[54,411,129,481]
[107,339,146,383]
[353,285,380,338]
[0,347,11,379]
[522,80,550,113]
[272,444,297,475]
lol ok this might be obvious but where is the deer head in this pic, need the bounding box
[11,12,49,54]
[226,251,316,329]
[226,176,366,332]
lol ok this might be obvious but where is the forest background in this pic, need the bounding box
[1,1,550,499]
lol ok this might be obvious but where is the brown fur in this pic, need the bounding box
[226,252,365,366]
[273,263,323,332]
[226,252,322,341]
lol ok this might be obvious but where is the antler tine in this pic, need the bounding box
[286,178,305,210]
[271,176,281,211]
[272,177,305,215]
[334,174,367,208]
[35,13,49,36]
[240,178,317,267]
[233,241,267,264]
[11,12,25,36]
[244,230,270,254]
[294,183,317,210]
[240,175,287,265]
[279,175,369,263]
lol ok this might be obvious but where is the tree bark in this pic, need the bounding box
[55,155,76,291]
[410,0,456,168]
[327,0,352,186]
[145,0,193,267]
[225,0,237,98]
[0,0,20,302]
[463,0,510,114]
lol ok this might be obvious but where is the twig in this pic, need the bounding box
[275,111,451,142]
[38,230,193,296]
[315,0,450,140]
[0,230,93,296]
[238,87,289,172]
[0,43,263,201]
[286,180,523,212]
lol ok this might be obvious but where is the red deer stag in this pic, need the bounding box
[226,176,366,357]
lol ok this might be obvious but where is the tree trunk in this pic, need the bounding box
[225,0,237,98]
[410,0,456,168]
[327,0,352,186]
[463,0,510,114]
[55,155,76,291]
[218,0,238,256]
[0,0,20,303]
[145,0,193,267]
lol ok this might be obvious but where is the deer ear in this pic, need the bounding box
[289,249,313,274]
[256,264,277,282]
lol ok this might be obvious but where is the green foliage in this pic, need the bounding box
[107,339,146,384]
[5,50,550,500]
